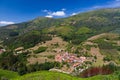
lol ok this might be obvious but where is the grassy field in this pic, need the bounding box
[0,69,19,79]
[0,69,119,80]
[12,71,119,80]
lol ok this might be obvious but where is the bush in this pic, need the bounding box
[103,56,112,62]
[0,46,3,49]
[9,31,19,37]
[80,65,114,78]
[34,47,47,54]
[47,55,55,59]
[117,46,120,51]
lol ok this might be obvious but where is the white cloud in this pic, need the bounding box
[51,11,66,16]
[68,0,120,18]
[44,0,120,18]
[90,0,120,9]
[45,15,53,18]
[43,9,66,18]
[0,21,15,26]
[71,13,77,16]
[72,0,120,14]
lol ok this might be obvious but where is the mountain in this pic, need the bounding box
[0,17,62,39]
[1,8,120,79]
[0,8,120,40]
[0,8,119,49]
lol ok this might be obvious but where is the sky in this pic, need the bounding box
[0,0,120,26]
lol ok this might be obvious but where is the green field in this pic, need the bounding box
[0,69,19,79]
[13,71,120,80]
[0,69,120,80]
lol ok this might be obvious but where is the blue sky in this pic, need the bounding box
[0,0,120,26]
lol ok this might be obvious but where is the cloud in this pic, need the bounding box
[90,0,120,9]
[71,0,120,15]
[44,9,66,18]
[45,15,53,18]
[71,13,77,16]
[0,21,15,26]
[51,11,66,16]
[71,0,120,17]
[44,0,120,18]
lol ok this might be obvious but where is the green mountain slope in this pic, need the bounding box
[0,8,120,80]
[0,8,120,39]
[1,8,120,49]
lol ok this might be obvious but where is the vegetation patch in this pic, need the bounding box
[4,30,52,49]
[0,69,19,80]
[12,71,120,80]
[93,36,120,64]
[80,64,116,78]
[76,27,91,35]
[34,47,47,54]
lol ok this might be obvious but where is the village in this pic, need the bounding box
[55,52,86,66]
[55,51,87,73]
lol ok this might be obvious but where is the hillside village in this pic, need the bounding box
[0,34,110,74]
[1,33,118,74]
[55,52,87,73]
[56,52,86,66]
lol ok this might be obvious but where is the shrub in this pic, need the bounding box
[9,31,19,37]
[34,47,47,54]
[103,56,112,62]
[80,65,114,78]
[47,55,55,59]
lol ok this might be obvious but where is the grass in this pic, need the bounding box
[76,27,91,35]
[0,69,119,80]
[0,69,19,79]
[34,46,47,54]
[11,71,120,80]
[55,26,75,37]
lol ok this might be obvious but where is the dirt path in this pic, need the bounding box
[88,33,118,41]
[88,33,106,41]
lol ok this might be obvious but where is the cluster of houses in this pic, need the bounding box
[55,52,86,68]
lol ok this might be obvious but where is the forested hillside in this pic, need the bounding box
[0,8,120,49]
